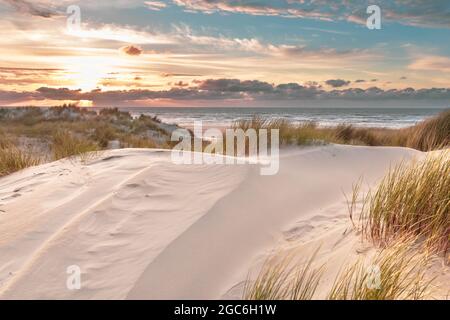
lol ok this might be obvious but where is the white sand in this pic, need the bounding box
[0,145,446,299]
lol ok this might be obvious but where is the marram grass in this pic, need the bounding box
[243,249,324,300]
[359,151,449,256]
[244,240,436,300]
[233,109,449,150]
[245,152,449,300]
[0,145,41,177]
[52,130,100,162]
[328,240,433,300]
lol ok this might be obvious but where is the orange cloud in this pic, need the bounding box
[120,45,143,56]
[409,56,450,72]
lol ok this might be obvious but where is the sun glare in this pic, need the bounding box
[63,57,119,91]
[78,100,93,107]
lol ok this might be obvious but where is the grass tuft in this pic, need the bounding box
[359,152,449,256]
[0,145,41,177]
[328,240,433,300]
[52,130,99,161]
[243,249,324,300]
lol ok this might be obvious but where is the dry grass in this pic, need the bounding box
[120,135,160,149]
[358,152,449,256]
[52,130,99,161]
[244,152,448,300]
[0,145,41,177]
[244,240,436,300]
[0,106,172,176]
[328,240,433,300]
[403,109,450,151]
[0,130,41,176]
[243,249,324,300]
[233,109,450,151]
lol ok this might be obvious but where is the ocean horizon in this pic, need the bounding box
[116,106,448,129]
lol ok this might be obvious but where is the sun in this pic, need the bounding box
[63,56,118,91]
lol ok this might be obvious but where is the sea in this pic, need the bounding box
[120,107,448,129]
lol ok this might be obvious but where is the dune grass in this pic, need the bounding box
[0,143,41,177]
[403,109,450,151]
[0,106,171,176]
[358,152,449,256]
[243,249,324,300]
[328,240,433,300]
[52,130,100,161]
[0,132,40,176]
[233,109,450,151]
[244,240,435,300]
[245,151,448,300]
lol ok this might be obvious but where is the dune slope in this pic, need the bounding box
[0,145,424,299]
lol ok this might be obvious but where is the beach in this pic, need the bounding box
[1,144,447,299]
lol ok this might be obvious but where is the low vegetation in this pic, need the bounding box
[243,249,324,300]
[234,109,450,151]
[0,135,41,177]
[51,130,100,161]
[0,105,172,177]
[328,241,432,300]
[357,152,449,256]
[244,240,435,300]
[0,106,448,177]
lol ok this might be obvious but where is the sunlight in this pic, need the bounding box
[63,56,119,91]
[78,100,93,107]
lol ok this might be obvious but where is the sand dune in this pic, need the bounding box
[0,145,431,299]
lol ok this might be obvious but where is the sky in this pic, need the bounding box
[0,0,449,107]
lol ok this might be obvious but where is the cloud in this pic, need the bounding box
[3,79,450,106]
[409,56,450,72]
[0,66,67,86]
[170,25,380,61]
[325,79,351,88]
[198,79,274,92]
[172,0,450,28]
[0,89,42,103]
[172,81,189,87]
[144,1,167,11]
[3,0,56,18]
[120,45,143,56]
[172,0,334,20]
